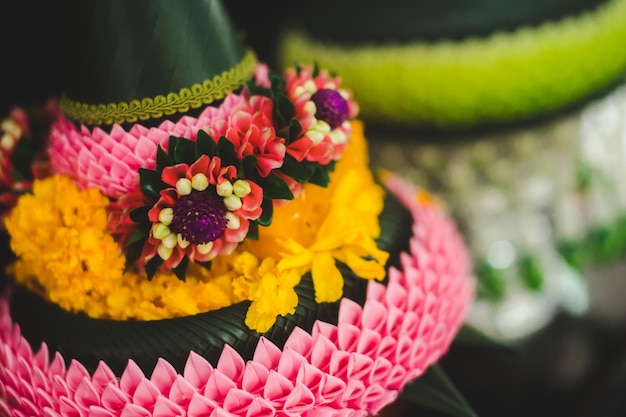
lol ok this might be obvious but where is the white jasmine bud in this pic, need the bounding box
[224,212,240,229]
[216,181,233,197]
[152,223,171,240]
[223,194,243,211]
[158,208,174,225]
[232,180,251,197]
[191,173,209,191]
[176,178,192,196]
[196,241,214,254]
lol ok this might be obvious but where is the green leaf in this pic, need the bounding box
[280,155,313,183]
[173,136,196,163]
[518,254,544,292]
[246,80,272,98]
[144,256,163,281]
[167,135,177,156]
[258,198,273,226]
[139,168,165,199]
[196,260,213,271]
[10,135,36,179]
[269,72,285,92]
[241,154,258,179]
[312,61,320,78]
[247,221,259,240]
[127,228,147,246]
[124,240,144,273]
[217,136,236,167]
[400,364,478,417]
[129,205,150,223]
[475,260,506,302]
[276,93,295,127]
[156,146,173,171]
[172,257,189,281]
[287,118,303,144]
[195,129,216,157]
[259,175,294,200]
[307,165,331,187]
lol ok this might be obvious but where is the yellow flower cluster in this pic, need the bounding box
[4,121,388,332]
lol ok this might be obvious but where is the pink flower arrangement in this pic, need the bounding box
[0,174,475,416]
[72,63,360,279]
[47,64,358,204]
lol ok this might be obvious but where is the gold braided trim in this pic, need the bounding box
[60,49,258,125]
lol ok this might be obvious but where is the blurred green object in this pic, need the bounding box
[277,0,626,132]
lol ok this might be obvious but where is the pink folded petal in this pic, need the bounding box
[183,352,213,391]
[152,396,184,417]
[241,362,269,395]
[186,393,216,417]
[168,375,197,407]
[216,345,245,385]
[282,384,315,416]
[150,358,177,396]
[131,379,160,409]
[251,338,281,371]
[276,348,306,381]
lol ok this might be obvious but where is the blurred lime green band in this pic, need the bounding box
[278,0,626,130]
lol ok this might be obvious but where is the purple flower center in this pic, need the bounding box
[310,89,349,129]
[170,190,228,244]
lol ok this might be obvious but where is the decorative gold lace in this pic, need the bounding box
[60,49,257,125]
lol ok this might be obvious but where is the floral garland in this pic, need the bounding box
[4,64,392,332]
[108,63,359,280]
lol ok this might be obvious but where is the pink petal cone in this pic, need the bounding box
[0,174,474,416]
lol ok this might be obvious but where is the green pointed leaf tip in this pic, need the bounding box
[312,61,320,78]
[307,165,331,187]
[195,129,217,158]
[246,80,272,98]
[269,72,285,92]
[144,256,163,281]
[241,154,258,179]
[400,364,478,417]
[156,146,173,171]
[276,94,296,127]
[281,154,314,183]
[124,240,145,273]
[217,136,236,167]
[173,136,197,164]
[247,221,259,240]
[288,118,303,143]
[129,205,150,223]
[167,134,177,156]
[139,168,165,199]
[172,257,189,282]
[518,254,544,292]
[258,198,274,226]
[259,175,294,200]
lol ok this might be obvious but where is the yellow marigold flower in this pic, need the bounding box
[5,175,126,314]
[248,121,389,304]
[243,258,300,333]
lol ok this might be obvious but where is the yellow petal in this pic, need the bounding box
[311,252,343,303]
[337,249,387,281]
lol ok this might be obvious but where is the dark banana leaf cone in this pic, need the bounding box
[60,0,257,128]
